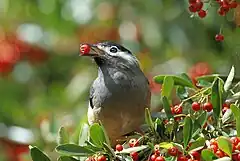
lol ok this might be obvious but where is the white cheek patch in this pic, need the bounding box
[97,45,139,65]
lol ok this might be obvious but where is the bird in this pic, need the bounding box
[79,41,151,145]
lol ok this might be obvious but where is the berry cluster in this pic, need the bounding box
[207,137,240,160]
[187,0,239,41]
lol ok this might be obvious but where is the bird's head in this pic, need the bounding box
[79,42,140,68]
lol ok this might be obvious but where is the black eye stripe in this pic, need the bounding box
[110,47,118,53]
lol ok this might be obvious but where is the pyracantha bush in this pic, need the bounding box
[29,66,240,161]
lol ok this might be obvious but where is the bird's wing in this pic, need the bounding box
[89,84,95,109]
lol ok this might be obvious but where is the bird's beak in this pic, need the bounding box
[79,44,104,57]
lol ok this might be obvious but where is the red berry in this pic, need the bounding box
[230,1,238,8]
[189,0,196,4]
[80,44,91,55]
[192,102,201,111]
[215,150,225,158]
[154,149,160,156]
[85,157,95,161]
[231,137,240,146]
[155,156,165,161]
[215,33,224,41]
[97,155,106,161]
[195,0,204,11]
[198,10,207,18]
[189,4,198,13]
[203,102,213,112]
[177,155,188,161]
[115,144,123,151]
[168,147,178,156]
[130,152,139,161]
[210,144,218,153]
[232,153,240,161]
[151,154,157,161]
[222,106,229,114]
[174,105,183,114]
[190,151,200,160]
[129,138,139,147]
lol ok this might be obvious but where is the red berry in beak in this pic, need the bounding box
[80,44,91,55]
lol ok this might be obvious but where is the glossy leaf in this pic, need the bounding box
[89,123,107,147]
[224,66,235,92]
[180,73,192,83]
[162,76,174,98]
[57,127,69,145]
[183,116,193,149]
[230,104,240,137]
[30,146,51,161]
[188,136,206,152]
[196,74,219,82]
[217,136,232,157]
[57,156,78,161]
[176,86,188,100]
[145,108,154,131]
[78,123,89,146]
[222,109,234,124]
[201,149,218,161]
[162,96,173,120]
[159,142,174,149]
[55,144,95,156]
[154,75,195,88]
[211,78,222,120]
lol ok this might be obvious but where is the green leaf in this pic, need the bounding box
[162,96,173,120]
[201,149,218,161]
[30,146,51,161]
[211,78,222,120]
[176,86,188,100]
[89,123,107,147]
[145,108,155,131]
[57,127,69,145]
[162,76,174,98]
[192,111,207,137]
[227,91,240,102]
[222,109,234,124]
[58,156,79,161]
[78,123,89,146]
[230,104,240,137]
[154,118,161,131]
[115,145,148,154]
[55,144,95,156]
[158,142,174,149]
[224,66,235,92]
[196,74,219,82]
[180,73,192,83]
[102,142,116,158]
[197,79,212,87]
[217,136,232,157]
[183,116,193,149]
[98,121,111,146]
[188,136,206,152]
[154,75,195,88]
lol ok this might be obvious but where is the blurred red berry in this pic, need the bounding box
[97,155,106,161]
[155,156,165,161]
[115,144,123,151]
[215,150,225,158]
[190,151,200,160]
[203,102,213,112]
[151,154,157,161]
[130,152,139,161]
[192,102,201,111]
[168,147,178,156]
[177,155,188,161]
[198,10,207,18]
[215,34,224,41]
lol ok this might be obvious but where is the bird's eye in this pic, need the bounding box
[110,47,118,53]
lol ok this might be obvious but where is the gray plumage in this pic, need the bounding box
[82,42,151,145]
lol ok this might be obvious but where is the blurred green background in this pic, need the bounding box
[0,0,239,160]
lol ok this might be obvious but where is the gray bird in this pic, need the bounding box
[80,42,151,145]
